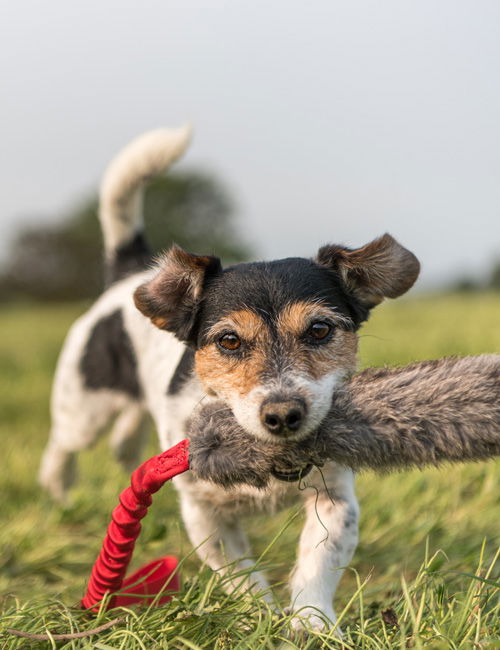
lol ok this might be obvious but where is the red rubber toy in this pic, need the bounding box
[81,439,190,611]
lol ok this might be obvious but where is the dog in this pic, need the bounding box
[39,126,420,633]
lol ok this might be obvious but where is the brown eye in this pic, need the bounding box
[307,321,332,342]
[218,333,241,351]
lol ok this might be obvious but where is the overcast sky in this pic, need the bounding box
[1,1,499,289]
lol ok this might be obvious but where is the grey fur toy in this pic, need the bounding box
[188,355,500,489]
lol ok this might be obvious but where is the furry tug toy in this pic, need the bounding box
[81,355,500,611]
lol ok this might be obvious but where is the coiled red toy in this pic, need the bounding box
[81,439,190,611]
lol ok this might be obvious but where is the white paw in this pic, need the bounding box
[38,447,76,503]
[289,606,342,639]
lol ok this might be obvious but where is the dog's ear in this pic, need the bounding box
[316,234,420,308]
[134,246,222,342]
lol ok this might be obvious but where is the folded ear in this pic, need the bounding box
[134,246,222,342]
[316,234,420,307]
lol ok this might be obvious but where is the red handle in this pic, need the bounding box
[81,439,190,610]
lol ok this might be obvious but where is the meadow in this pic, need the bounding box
[0,294,499,649]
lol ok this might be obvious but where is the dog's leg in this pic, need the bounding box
[39,438,78,504]
[289,466,359,635]
[109,404,149,471]
[39,390,126,503]
[178,489,271,599]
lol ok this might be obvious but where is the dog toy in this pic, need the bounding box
[82,355,499,610]
[81,440,189,610]
[189,355,500,488]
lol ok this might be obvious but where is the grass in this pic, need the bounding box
[0,293,499,648]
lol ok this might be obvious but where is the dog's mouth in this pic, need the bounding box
[270,463,313,483]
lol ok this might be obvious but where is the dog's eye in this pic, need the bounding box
[306,321,332,343]
[218,333,241,352]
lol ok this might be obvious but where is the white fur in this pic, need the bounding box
[39,127,359,633]
[100,124,192,254]
[227,370,347,443]
[290,466,359,635]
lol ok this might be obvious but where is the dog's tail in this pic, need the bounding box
[99,124,192,284]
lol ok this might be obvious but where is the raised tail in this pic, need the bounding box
[99,124,192,284]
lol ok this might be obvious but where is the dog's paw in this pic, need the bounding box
[38,446,76,504]
[289,606,343,640]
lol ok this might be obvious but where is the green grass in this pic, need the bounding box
[0,294,499,648]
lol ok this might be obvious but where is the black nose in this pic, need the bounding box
[260,398,307,435]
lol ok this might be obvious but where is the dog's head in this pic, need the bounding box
[134,234,419,442]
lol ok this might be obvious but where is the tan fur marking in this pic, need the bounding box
[205,310,266,343]
[277,301,358,381]
[277,301,352,337]
[196,309,270,397]
[195,301,357,397]
[196,303,358,398]
[152,316,168,329]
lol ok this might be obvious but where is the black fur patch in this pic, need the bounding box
[167,348,195,395]
[105,233,151,286]
[80,309,141,397]
[196,258,367,346]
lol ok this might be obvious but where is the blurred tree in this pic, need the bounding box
[488,260,500,290]
[0,170,251,301]
[451,276,481,293]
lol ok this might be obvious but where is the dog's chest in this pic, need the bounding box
[174,464,338,516]
[175,474,296,513]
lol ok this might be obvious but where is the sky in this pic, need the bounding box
[1,0,500,289]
